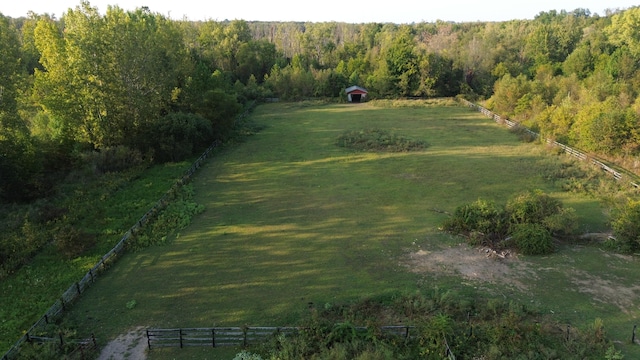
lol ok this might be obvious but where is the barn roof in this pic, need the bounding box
[345,85,368,94]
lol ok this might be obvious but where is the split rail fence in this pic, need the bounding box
[460,99,639,188]
[1,105,255,360]
[146,326,417,349]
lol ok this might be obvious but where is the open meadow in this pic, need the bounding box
[63,100,640,359]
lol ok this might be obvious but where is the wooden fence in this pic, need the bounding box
[460,99,639,188]
[18,334,97,360]
[1,105,256,360]
[146,326,417,349]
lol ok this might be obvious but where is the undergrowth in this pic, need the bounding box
[127,184,205,250]
[237,288,621,359]
[335,128,428,152]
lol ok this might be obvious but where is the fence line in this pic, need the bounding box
[146,326,417,349]
[1,104,256,360]
[460,99,639,188]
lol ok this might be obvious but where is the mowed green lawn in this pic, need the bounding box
[65,101,640,358]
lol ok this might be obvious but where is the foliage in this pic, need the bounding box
[335,128,428,152]
[81,145,148,174]
[145,112,213,163]
[511,223,554,255]
[441,199,507,247]
[243,290,616,359]
[610,199,640,252]
[443,190,577,253]
[505,189,563,228]
[52,222,96,259]
[127,184,205,251]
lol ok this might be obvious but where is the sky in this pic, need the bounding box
[1,0,639,23]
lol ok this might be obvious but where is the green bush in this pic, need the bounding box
[505,189,563,228]
[82,145,147,174]
[146,112,213,163]
[442,199,507,246]
[610,199,640,252]
[512,223,554,255]
[442,190,574,254]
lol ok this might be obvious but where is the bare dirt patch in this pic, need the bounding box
[404,242,640,315]
[97,326,147,360]
[403,243,536,292]
[570,270,640,314]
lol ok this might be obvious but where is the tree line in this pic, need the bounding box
[1,2,640,203]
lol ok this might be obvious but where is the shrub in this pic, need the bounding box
[543,207,578,236]
[442,190,574,254]
[512,223,554,255]
[147,112,213,163]
[442,199,507,246]
[505,189,562,228]
[610,199,640,252]
[509,123,537,142]
[83,145,147,174]
[53,223,96,259]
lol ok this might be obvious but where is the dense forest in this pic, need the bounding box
[2,2,640,270]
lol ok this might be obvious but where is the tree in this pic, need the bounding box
[33,2,187,149]
[606,7,640,57]
[489,74,531,116]
[236,40,278,84]
[569,97,634,155]
[384,25,419,96]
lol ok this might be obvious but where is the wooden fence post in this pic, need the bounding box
[243,327,248,347]
[179,329,183,348]
[632,324,637,343]
[212,328,215,348]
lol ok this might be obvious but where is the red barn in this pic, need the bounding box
[345,85,368,103]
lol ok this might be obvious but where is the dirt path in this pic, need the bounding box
[97,326,147,360]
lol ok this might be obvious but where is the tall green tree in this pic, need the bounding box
[33,2,186,149]
[385,25,419,96]
[0,13,42,201]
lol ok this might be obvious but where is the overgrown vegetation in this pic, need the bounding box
[234,290,621,359]
[335,128,428,152]
[442,189,578,255]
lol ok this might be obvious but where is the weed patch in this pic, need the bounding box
[335,128,428,152]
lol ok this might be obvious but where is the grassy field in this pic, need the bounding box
[61,100,640,358]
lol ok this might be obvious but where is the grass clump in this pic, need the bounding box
[336,128,428,152]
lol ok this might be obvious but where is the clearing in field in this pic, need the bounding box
[66,101,640,359]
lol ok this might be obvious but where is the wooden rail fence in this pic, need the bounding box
[461,99,639,188]
[146,326,417,349]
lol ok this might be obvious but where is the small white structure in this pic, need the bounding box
[345,86,368,103]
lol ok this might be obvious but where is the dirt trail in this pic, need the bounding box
[97,326,147,360]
